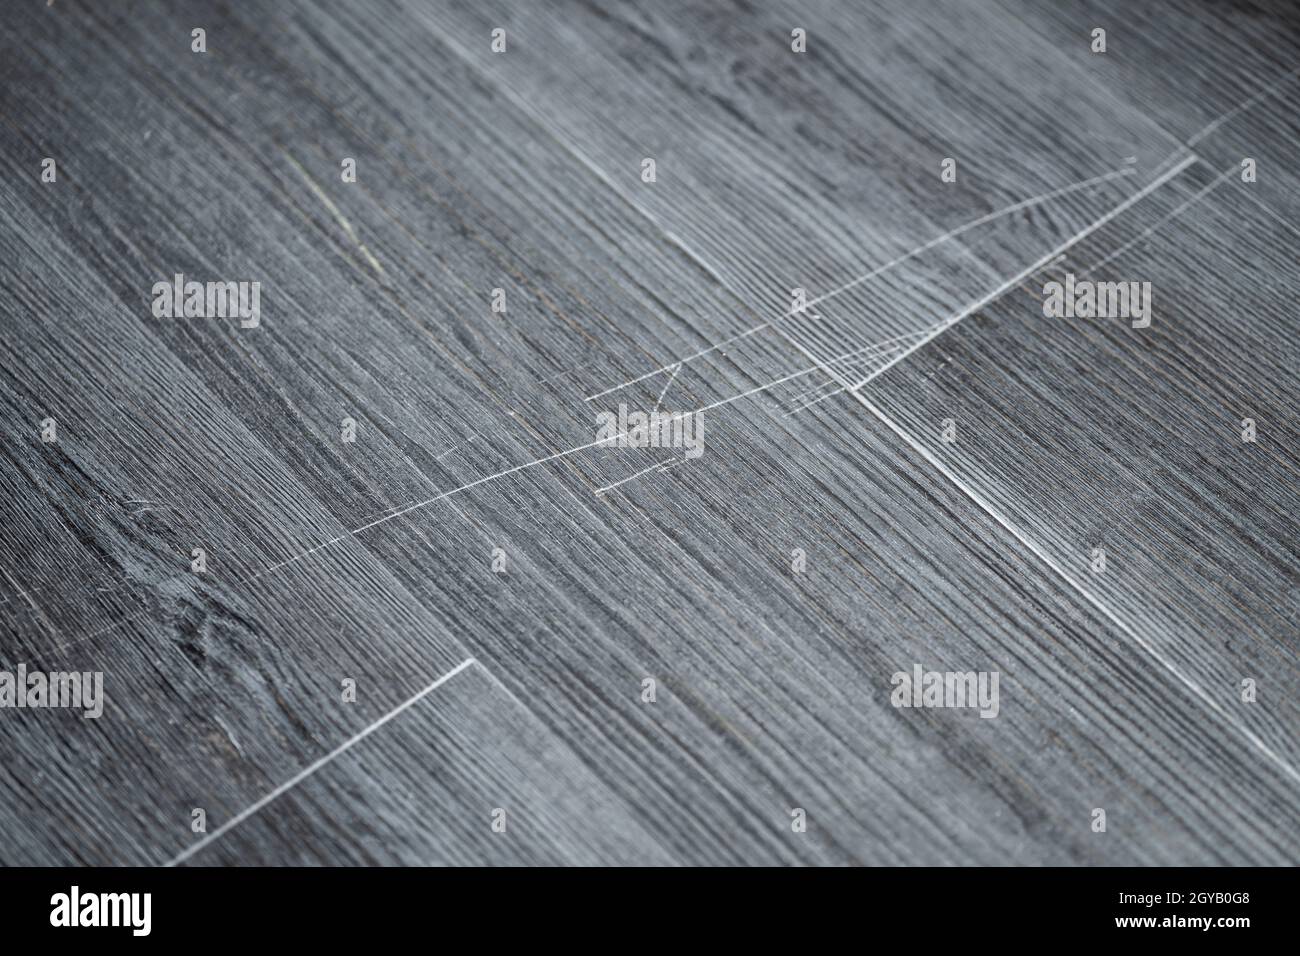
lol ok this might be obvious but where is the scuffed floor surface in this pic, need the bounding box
[1,0,1297,865]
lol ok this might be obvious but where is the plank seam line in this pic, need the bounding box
[210,42,1300,829]
[767,307,1298,808]
[581,167,1137,401]
[850,393,1300,790]
[164,656,477,866]
[230,51,1183,587]
[751,155,1299,788]
[800,152,1203,411]
[239,355,844,582]
[42,331,915,629]
[427,13,1198,440]
[844,153,1198,394]
[425,19,1018,400]
[755,154,1297,787]
[1075,157,1240,280]
[432,20,1292,411]
[1187,67,1300,146]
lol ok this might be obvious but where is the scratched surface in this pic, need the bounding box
[0,0,1297,865]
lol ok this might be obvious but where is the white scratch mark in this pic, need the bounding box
[285,152,386,278]
[584,165,1139,401]
[595,458,682,497]
[654,362,682,412]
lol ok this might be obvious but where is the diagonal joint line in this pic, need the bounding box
[166,657,477,866]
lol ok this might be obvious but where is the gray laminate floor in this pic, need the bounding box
[1,0,1297,866]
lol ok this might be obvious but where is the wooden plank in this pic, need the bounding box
[404,0,1197,382]
[859,156,1300,779]
[999,0,1300,224]
[176,662,677,865]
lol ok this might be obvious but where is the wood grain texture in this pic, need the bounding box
[182,664,678,866]
[407,0,1193,383]
[0,0,1297,865]
[859,157,1300,774]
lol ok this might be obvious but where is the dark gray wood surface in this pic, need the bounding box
[0,0,1296,865]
